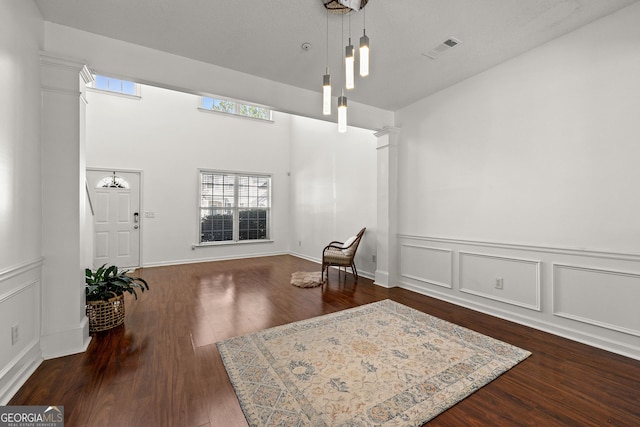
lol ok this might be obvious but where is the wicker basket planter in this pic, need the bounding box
[86,294,125,333]
[85,264,148,334]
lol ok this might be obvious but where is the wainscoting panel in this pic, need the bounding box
[553,264,640,337]
[400,244,453,288]
[0,258,43,404]
[396,234,640,360]
[459,252,541,311]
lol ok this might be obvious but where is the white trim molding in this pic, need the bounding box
[0,258,44,283]
[373,126,401,138]
[397,234,640,262]
[0,341,42,405]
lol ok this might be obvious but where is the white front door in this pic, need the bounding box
[87,170,141,268]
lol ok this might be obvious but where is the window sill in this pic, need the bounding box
[192,239,274,249]
[197,107,274,123]
[87,87,141,100]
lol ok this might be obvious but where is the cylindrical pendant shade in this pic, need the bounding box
[359,32,369,77]
[323,73,332,115]
[338,94,347,132]
[345,43,355,90]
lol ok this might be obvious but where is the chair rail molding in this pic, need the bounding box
[397,234,640,262]
[0,257,44,283]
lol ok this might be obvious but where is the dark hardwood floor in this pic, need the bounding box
[10,255,640,426]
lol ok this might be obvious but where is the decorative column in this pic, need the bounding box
[40,52,93,358]
[374,127,400,288]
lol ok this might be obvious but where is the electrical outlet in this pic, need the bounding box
[11,324,19,345]
[495,278,504,290]
[299,241,302,246]
[372,254,377,263]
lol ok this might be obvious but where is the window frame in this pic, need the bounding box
[197,169,273,246]
[198,96,273,122]
[88,74,141,99]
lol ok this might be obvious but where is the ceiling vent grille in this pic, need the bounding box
[422,37,461,59]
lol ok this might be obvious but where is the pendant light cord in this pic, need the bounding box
[326,9,329,72]
[341,14,345,78]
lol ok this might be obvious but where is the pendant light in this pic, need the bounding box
[323,73,331,115]
[345,14,355,89]
[345,43,355,89]
[321,0,371,131]
[338,14,348,132]
[322,9,332,115]
[338,90,347,132]
[359,7,369,77]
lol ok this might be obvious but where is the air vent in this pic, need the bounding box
[422,37,461,60]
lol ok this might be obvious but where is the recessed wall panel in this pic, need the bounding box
[553,264,640,336]
[459,252,541,310]
[400,244,452,288]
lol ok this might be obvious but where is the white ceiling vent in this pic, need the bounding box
[422,37,461,59]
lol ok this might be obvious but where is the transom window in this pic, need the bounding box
[91,74,140,97]
[96,174,130,189]
[199,171,271,244]
[200,96,272,121]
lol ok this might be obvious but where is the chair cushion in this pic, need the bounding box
[324,247,351,265]
[342,235,357,255]
[342,235,357,249]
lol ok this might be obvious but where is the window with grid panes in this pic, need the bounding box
[91,75,139,96]
[199,171,271,243]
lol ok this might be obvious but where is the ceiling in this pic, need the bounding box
[35,0,638,111]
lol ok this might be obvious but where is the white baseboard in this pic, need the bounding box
[142,251,289,268]
[40,317,91,360]
[288,252,375,280]
[0,341,42,405]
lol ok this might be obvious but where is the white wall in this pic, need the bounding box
[395,3,640,359]
[397,6,640,251]
[86,85,293,266]
[43,23,394,132]
[289,116,377,278]
[0,0,44,404]
[86,84,378,273]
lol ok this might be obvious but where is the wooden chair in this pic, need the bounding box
[321,227,366,282]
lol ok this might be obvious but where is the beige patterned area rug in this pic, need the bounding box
[217,300,531,427]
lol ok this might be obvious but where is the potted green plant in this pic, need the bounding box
[85,264,149,333]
